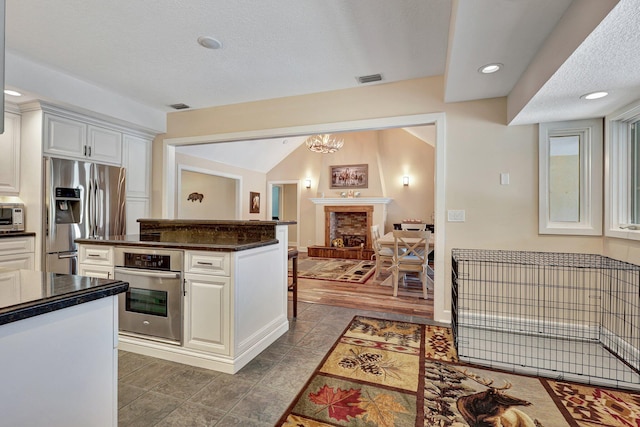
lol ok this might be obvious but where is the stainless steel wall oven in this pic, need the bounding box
[115,247,183,345]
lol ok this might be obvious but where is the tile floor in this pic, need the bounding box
[118,301,436,426]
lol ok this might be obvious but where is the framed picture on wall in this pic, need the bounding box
[330,164,368,189]
[250,191,260,213]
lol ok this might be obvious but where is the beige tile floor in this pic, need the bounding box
[118,301,435,426]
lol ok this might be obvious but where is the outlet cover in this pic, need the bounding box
[447,209,465,222]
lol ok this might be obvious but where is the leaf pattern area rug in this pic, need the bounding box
[276,315,640,426]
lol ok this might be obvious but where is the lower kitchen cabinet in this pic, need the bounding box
[78,244,114,279]
[78,264,114,279]
[183,273,230,355]
[0,236,35,269]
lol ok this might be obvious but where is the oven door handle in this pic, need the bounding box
[114,267,180,279]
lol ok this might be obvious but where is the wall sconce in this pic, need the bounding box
[304,179,312,189]
[403,176,410,186]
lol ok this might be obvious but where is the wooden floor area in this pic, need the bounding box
[290,254,433,319]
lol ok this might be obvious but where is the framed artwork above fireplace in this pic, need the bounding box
[330,164,368,189]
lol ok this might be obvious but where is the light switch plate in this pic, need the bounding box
[500,172,510,185]
[447,209,465,222]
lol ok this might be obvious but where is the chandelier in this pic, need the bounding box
[305,134,344,154]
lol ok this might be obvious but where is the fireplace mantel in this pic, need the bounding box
[309,197,393,205]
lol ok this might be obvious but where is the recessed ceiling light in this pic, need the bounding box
[4,90,22,97]
[478,63,502,74]
[581,91,608,100]
[197,36,222,50]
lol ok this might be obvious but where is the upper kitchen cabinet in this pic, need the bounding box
[44,113,122,165]
[122,134,151,198]
[0,110,21,194]
[88,125,122,165]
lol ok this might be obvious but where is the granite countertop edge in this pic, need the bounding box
[75,237,279,251]
[0,231,37,239]
[0,281,129,326]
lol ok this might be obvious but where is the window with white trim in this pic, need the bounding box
[606,100,640,239]
[539,119,602,235]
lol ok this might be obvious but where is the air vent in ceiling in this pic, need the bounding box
[169,103,190,110]
[356,74,383,84]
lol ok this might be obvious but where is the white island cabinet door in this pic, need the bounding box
[183,273,230,355]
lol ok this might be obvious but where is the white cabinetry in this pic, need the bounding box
[122,134,152,233]
[44,114,123,165]
[0,269,21,306]
[0,236,35,269]
[78,244,115,279]
[88,125,123,165]
[123,134,151,198]
[0,111,21,194]
[183,251,231,355]
[0,295,119,426]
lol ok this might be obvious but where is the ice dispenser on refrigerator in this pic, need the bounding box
[54,188,81,224]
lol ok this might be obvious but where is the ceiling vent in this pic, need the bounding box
[356,74,383,84]
[169,103,190,110]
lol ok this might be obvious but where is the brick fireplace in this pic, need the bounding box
[308,197,392,259]
[324,205,373,249]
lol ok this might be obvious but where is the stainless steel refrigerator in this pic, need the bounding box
[43,157,126,274]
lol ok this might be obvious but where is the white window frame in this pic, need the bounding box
[539,119,603,235]
[605,99,640,240]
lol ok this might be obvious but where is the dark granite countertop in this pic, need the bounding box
[76,233,279,252]
[0,231,36,239]
[0,269,128,326]
[76,219,293,251]
[137,219,296,226]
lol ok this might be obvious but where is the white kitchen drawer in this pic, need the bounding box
[0,236,35,256]
[79,245,114,266]
[185,251,230,276]
[0,253,35,269]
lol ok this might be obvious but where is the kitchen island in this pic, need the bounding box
[0,268,128,427]
[76,219,293,374]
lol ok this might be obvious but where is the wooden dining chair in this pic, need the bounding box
[370,225,394,279]
[391,230,431,299]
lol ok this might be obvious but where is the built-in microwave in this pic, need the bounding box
[0,203,25,233]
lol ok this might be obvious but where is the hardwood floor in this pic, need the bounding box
[289,254,434,319]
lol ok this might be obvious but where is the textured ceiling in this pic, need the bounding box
[5,0,450,112]
[4,0,639,171]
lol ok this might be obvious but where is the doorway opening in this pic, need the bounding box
[268,180,299,247]
[163,112,449,323]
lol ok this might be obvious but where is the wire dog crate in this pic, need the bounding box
[452,249,640,391]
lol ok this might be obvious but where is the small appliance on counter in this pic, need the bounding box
[0,203,25,233]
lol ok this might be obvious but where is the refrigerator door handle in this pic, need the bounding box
[94,178,100,237]
[89,178,95,238]
[58,252,78,259]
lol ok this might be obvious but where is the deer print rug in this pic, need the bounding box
[276,316,640,426]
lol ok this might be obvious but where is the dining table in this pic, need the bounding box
[377,231,435,288]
